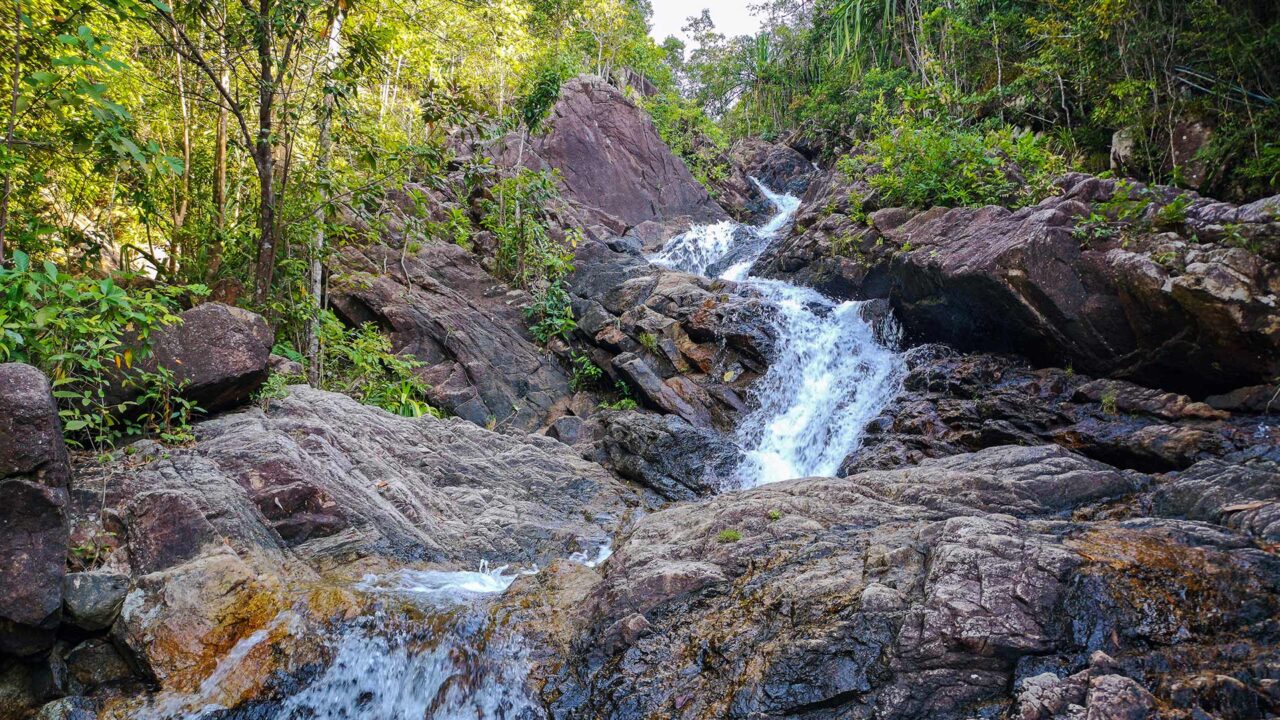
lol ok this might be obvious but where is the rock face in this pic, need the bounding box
[592,410,742,501]
[0,364,71,657]
[756,174,1280,396]
[489,75,729,248]
[144,302,272,413]
[711,138,816,223]
[501,445,1280,720]
[844,345,1276,474]
[58,385,640,697]
[330,242,575,432]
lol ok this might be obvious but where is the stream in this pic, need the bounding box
[653,179,905,486]
[149,181,903,719]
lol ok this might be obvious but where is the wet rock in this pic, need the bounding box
[1151,459,1280,542]
[594,410,742,500]
[711,138,816,222]
[497,447,1280,720]
[0,363,71,657]
[330,242,573,432]
[565,239,768,431]
[62,572,129,632]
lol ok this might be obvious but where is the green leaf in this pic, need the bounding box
[62,419,89,431]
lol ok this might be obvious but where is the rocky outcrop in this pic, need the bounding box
[501,445,1280,720]
[711,138,816,223]
[843,345,1277,474]
[488,75,729,248]
[756,174,1280,396]
[0,364,71,658]
[330,241,575,432]
[51,385,641,704]
[566,238,773,431]
[592,410,742,501]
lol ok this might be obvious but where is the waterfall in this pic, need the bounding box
[652,178,904,487]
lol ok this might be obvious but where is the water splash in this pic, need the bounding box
[651,178,904,487]
[273,613,540,720]
[356,561,531,605]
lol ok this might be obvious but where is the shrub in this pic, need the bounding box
[526,281,577,344]
[569,351,603,391]
[0,251,205,449]
[642,91,730,191]
[716,529,742,543]
[855,113,1066,210]
[481,168,576,291]
[317,311,440,418]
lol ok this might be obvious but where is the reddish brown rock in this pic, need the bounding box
[0,364,71,657]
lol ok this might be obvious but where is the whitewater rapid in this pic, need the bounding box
[653,180,904,486]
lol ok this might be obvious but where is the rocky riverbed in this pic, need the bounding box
[1,74,1277,720]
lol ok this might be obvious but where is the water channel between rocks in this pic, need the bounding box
[148,181,904,720]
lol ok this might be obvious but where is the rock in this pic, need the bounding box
[87,385,638,571]
[1084,674,1157,719]
[146,302,272,413]
[594,410,742,500]
[565,238,767,431]
[1169,119,1214,190]
[267,353,304,377]
[711,138,816,222]
[493,447,1280,720]
[758,175,1280,396]
[63,639,133,689]
[62,572,129,632]
[0,661,36,720]
[330,242,574,432]
[841,346,1272,475]
[0,364,71,657]
[489,75,728,249]
[1151,459,1280,542]
[34,697,95,720]
[1206,384,1280,414]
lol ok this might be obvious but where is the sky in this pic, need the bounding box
[648,0,765,45]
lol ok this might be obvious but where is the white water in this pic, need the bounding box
[653,178,904,486]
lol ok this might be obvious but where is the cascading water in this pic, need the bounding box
[652,178,904,486]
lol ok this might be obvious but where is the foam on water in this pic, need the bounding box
[651,177,904,486]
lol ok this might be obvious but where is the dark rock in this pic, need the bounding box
[146,302,272,413]
[546,415,587,446]
[841,346,1274,475]
[711,138,816,222]
[1206,384,1280,414]
[62,572,129,632]
[330,242,574,432]
[1151,459,1280,542]
[63,639,133,689]
[759,176,1280,396]
[267,354,304,377]
[34,697,96,720]
[595,410,742,500]
[0,364,71,657]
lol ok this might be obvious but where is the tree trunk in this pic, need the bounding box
[307,6,343,386]
[0,0,21,262]
[251,0,277,307]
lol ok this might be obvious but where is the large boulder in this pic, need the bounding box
[593,410,742,501]
[0,364,71,657]
[489,75,729,249]
[757,175,1280,396]
[330,242,575,432]
[110,302,272,414]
